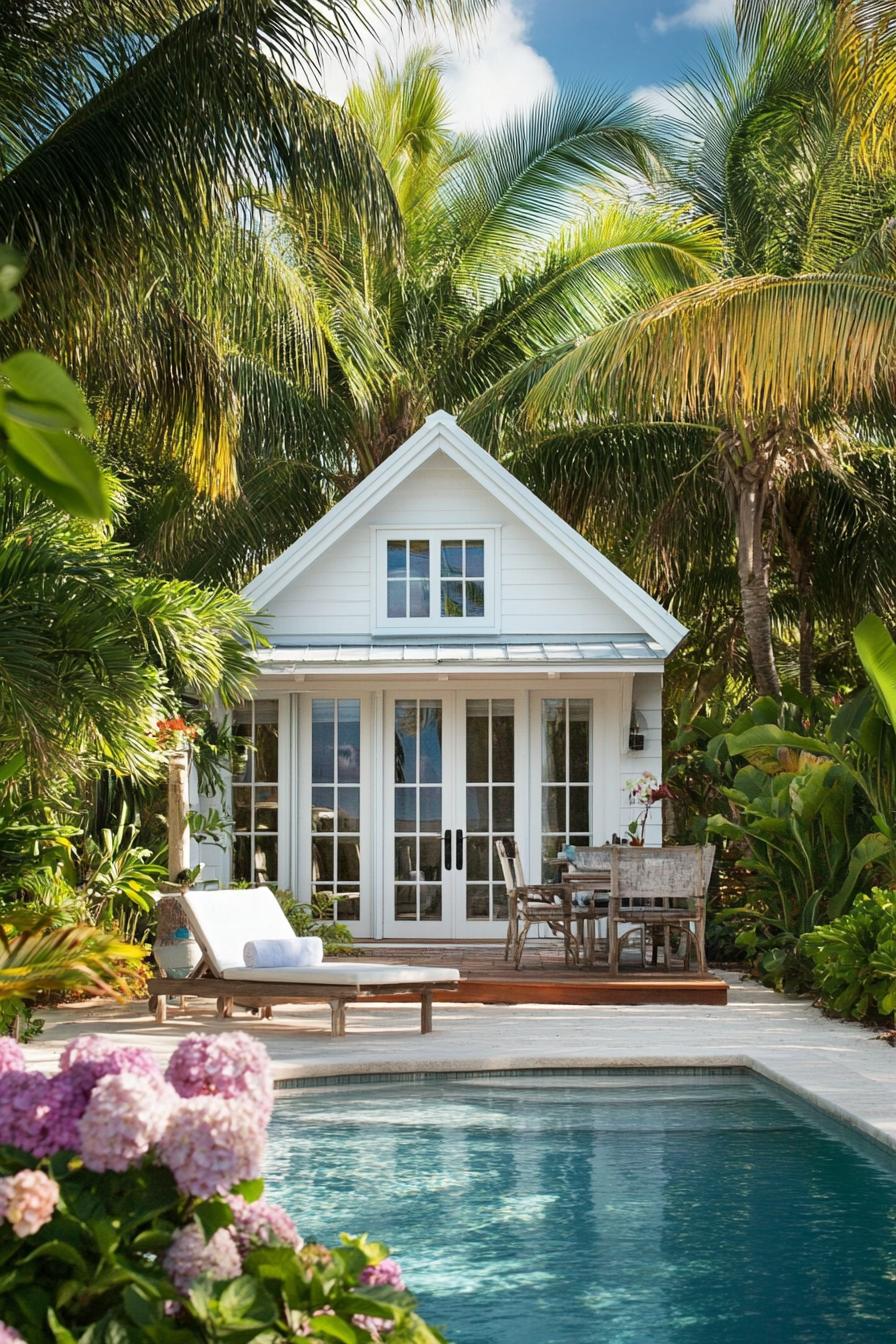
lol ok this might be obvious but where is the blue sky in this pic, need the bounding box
[527,0,726,94]
[321,0,734,129]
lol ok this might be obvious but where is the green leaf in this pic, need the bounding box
[22,1239,89,1275]
[725,724,838,760]
[0,352,94,436]
[46,1310,79,1344]
[123,1284,161,1327]
[218,1276,277,1327]
[307,1316,360,1343]
[854,614,896,729]
[0,749,25,783]
[232,1178,264,1204]
[3,420,110,520]
[829,833,894,918]
[194,1198,235,1240]
[0,247,24,320]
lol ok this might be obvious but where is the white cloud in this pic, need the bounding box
[652,0,732,33]
[315,1,556,132]
[632,83,686,119]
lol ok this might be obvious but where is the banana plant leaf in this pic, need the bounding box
[854,613,896,729]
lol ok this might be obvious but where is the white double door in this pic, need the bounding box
[383,690,524,938]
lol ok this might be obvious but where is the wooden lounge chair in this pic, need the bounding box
[146,887,459,1037]
[495,838,580,969]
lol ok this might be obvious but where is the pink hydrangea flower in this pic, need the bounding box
[164,1222,242,1294]
[0,1321,25,1343]
[0,1169,60,1238]
[42,1063,99,1153]
[164,1033,273,1117]
[59,1035,160,1080]
[225,1194,302,1253]
[0,1039,24,1074]
[360,1258,405,1291]
[79,1073,176,1173]
[0,1071,51,1156]
[158,1096,265,1198]
[354,1258,406,1337]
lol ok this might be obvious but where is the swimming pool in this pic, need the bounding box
[265,1071,896,1344]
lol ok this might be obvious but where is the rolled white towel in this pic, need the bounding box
[242,936,324,969]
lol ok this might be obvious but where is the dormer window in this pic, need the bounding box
[373,527,499,633]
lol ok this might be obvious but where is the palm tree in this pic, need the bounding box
[0,473,262,786]
[128,51,722,586]
[480,8,896,696]
[1,1,490,498]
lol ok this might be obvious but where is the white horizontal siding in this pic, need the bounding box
[617,673,664,844]
[258,448,645,642]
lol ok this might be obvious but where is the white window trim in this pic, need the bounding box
[370,526,501,635]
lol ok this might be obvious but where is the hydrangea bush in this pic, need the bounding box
[0,1032,445,1342]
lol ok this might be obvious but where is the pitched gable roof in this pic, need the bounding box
[242,411,688,655]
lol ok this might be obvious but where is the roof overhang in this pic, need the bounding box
[250,639,666,678]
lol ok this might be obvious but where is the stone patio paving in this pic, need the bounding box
[21,971,896,1154]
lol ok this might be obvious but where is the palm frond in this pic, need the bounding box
[442,87,669,300]
[0,908,144,1002]
[524,272,896,427]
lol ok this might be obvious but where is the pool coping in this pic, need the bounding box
[272,1052,896,1159]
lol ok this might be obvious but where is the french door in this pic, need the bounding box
[383,691,523,937]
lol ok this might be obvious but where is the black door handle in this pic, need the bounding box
[455,828,464,869]
[444,828,452,871]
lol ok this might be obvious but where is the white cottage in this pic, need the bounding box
[196,412,687,942]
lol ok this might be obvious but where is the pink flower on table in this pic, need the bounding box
[0,1169,60,1237]
[165,1033,273,1117]
[0,1071,51,1156]
[0,1039,24,1075]
[59,1035,160,1080]
[225,1193,302,1253]
[79,1073,175,1173]
[0,1321,25,1342]
[164,1222,241,1294]
[158,1096,265,1198]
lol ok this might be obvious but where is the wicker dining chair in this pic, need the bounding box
[607,845,709,976]
[495,837,580,970]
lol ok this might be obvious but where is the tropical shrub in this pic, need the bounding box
[803,889,896,1022]
[671,615,896,987]
[275,890,356,958]
[0,1032,441,1342]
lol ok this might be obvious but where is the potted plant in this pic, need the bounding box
[625,772,672,845]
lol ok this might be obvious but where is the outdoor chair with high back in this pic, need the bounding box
[607,845,710,976]
[495,837,580,970]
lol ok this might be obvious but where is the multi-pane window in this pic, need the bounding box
[440,540,485,617]
[311,699,361,921]
[393,699,443,921]
[541,698,591,880]
[381,533,490,624]
[465,698,513,920]
[232,700,279,885]
[387,540,430,618]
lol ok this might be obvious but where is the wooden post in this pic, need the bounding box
[167,748,191,882]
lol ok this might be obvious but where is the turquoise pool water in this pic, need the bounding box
[264,1072,896,1344]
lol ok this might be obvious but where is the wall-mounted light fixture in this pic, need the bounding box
[628,707,646,752]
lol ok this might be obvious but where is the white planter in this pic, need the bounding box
[153,932,202,980]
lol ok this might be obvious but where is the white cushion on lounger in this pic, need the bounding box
[179,887,295,976]
[178,888,459,987]
[219,963,459,986]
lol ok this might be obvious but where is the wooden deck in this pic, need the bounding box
[352,942,727,1006]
